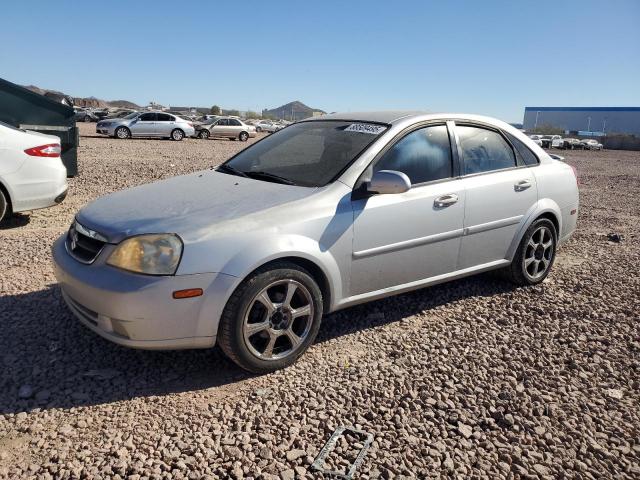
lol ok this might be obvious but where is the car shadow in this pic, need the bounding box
[0,213,30,230]
[0,274,517,414]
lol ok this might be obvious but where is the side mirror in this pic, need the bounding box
[367,170,411,195]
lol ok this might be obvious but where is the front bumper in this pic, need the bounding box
[52,235,237,350]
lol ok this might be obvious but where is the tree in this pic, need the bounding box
[245,110,260,119]
[530,123,564,135]
[227,109,240,117]
[210,105,221,115]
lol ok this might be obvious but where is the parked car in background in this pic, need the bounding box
[105,109,137,119]
[53,111,578,373]
[0,121,67,223]
[95,112,195,141]
[541,135,563,148]
[254,120,280,133]
[528,135,543,147]
[581,139,603,150]
[74,109,99,123]
[196,117,256,141]
[561,138,582,150]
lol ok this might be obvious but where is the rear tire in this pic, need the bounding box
[256,127,262,133]
[171,129,185,141]
[0,188,9,223]
[502,218,557,286]
[115,126,131,139]
[84,115,91,123]
[218,262,323,373]
[239,131,249,142]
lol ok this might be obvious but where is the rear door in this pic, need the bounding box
[155,113,174,137]
[131,113,157,136]
[454,123,538,269]
[228,118,243,138]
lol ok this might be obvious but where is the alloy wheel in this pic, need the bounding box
[242,279,313,361]
[523,226,554,280]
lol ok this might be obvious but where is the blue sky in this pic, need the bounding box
[1,1,638,122]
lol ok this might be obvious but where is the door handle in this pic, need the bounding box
[514,180,532,191]
[434,193,458,208]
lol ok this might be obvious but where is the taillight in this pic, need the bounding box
[24,143,61,157]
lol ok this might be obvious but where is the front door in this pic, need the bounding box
[211,118,230,137]
[131,112,157,136]
[454,123,538,269]
[351,124,466,296]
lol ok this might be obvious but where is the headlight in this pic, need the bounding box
[107,234,183,275]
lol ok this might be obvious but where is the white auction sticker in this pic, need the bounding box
[344,123,386,135]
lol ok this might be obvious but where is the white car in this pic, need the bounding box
[528,135,543,147]
[254,120,280,133]
[0,121,68,222]
[581,139,603,150]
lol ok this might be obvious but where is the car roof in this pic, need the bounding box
[302,111,427,125]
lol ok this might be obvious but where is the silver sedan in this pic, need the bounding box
[196,117,257,141]
[96,111,196,141]
[53,111,579,373]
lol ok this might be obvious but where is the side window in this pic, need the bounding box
[139,113,156,121]
[157,113,172,122]
[457,125,516,175]
[374,125,452,185]
[229,119,242,126]
[505,133,540,166]
[216,119,228,126]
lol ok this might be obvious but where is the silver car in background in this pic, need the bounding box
[196,117,257,141]
[96,111,196,141]
[53,111,579,373]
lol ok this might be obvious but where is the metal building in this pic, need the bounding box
[523,107,640,136]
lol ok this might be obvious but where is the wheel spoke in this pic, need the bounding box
[285,329,302,349]
[262,333,277,358]
[533,260,541,275]
[541,257,550,271]
[542,240,553,249]
[524,256,535,267]
[245,321,269,337]
[528,239,537,250]
[283,281,297,308]
[256,291,276,316]
[291,304,311,319]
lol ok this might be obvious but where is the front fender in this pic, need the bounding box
[505,198,562,262]
[218,234,345,312]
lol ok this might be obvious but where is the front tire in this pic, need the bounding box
[115,126,131,139]
[218,262,323,373]
[198,129,210,139]
[503,218,557,286]
[171,129,185,141]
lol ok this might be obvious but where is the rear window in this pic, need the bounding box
[506,132,540,166]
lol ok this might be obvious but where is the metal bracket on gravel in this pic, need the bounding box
[311,425,373,479]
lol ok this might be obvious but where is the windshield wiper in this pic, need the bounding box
[216,164,248,178]
[243,171,295,185]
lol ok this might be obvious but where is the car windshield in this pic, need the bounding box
[223,121,387,187]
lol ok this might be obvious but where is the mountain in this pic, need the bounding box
[22,84,139,109]
[262,101,325,121]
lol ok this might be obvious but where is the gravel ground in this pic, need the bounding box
[1,124,639,479]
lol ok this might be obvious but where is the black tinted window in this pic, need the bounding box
[506,133,539,166]
[157,113,172,121]
[139,113,156,121]
[458,126,516,175]
[374,125,452,184]
[229,119,242,126]
[216,119,228,126]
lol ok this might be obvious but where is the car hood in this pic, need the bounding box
[76,170,316,243]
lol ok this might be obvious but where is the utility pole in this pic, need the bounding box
[587,116,591,132]
[534,111,540,129]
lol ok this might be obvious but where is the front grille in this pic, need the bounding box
[66,221,106,264]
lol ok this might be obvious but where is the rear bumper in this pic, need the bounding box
[52,235,237,350]
[5,160,68,213]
